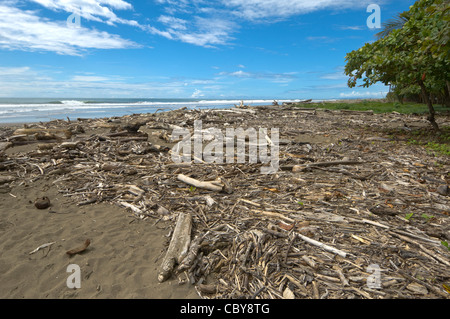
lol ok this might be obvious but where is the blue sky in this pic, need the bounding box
[0,0,417,99]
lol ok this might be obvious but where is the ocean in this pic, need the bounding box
[0,98,312,123]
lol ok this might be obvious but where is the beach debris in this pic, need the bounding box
[0,141,12,154]
[34,196,51,209]
[66,239,91,256]
[0,175,15,184]
[29,242,56,255]
[0,104,449,299]
[12,128,72,140]
[158,212,192,283]
[177,174,224,192]
[437,185,449,196]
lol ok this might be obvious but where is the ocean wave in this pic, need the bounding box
[0,99,315,123]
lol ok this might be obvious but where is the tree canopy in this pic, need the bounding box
[345,0,450,130]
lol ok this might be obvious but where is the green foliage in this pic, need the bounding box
[421,213,435,221]
[405,212,414,220]
[344,0,450,125]
[426,141,450,155]
[301,100,448,114]
[442,241,450,250]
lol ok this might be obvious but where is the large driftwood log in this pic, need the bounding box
[158,212,192,282]
[177,174,223,192]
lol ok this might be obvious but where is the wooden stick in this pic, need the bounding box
[29,242,56,255]
[293,160,366,172]
[295,232,347,258]
[158,212,192,282]
[119,201,143,214]
[177,174,223,192]
[252,209,295,224]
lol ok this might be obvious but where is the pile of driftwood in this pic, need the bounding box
[0,104,449,299]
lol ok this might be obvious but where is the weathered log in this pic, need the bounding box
[158,212,192,282]
[177,174,223,192]
[13,128,72,139]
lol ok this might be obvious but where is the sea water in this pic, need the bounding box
[0,98,315,123]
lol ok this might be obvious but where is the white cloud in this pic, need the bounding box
[0,66,31,76]
[0,66,219,97]
[30,0,139,26]
[157,15,188,30]
[339,91,388,98]
[191,89,204,98]
[0,5,138,55]
[219,70,297,83]
[149,0,378,47]
[224,0,378,20]
[148,16,236,47]
[338,25,365,30]
[320,67,347,80]
[72,75,110,82]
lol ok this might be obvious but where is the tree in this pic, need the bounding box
[375,11,409,39]
[345,0,450,130]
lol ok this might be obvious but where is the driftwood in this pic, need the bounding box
[29,242,56,255]
[158,212,192,282]
[0,142,12,153]
[0,175,15,184]
[295,232,347,258]
[177,174,223,192]
[13,128,72,139]
[292,160,366,172]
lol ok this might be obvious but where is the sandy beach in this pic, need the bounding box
[0,121,199,299]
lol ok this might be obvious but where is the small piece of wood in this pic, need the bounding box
[29,242,56,255]
[295,232,347,258]
[158,212,192,282]
[293,160,365,172]
[177,174,223,192]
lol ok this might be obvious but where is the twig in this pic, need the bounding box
[294,232,347,258]
[29,242,56,255]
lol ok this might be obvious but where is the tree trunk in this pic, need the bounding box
[445,81,450,108]
[418,80,439,131]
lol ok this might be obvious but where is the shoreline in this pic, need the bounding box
[0,98,387,125]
